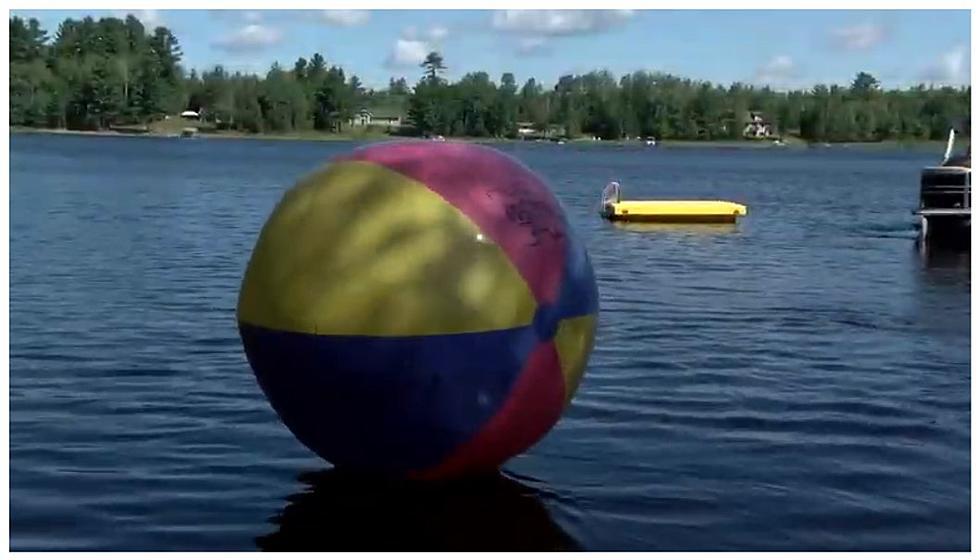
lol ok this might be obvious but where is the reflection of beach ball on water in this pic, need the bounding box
[237,141,598,479]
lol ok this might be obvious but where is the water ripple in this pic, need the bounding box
[9,134,969,551]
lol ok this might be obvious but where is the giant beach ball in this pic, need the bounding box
[237,141,598,479]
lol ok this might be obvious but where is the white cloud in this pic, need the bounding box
[427,25,449,41]
[383,25,448,69]
[212,24,283,52]
[517,36,550,56]
[208,10,254,22]
[401,25,448,42]
[754,55,797,86]
[491,10,634,36]
[386,39,430,69]
[320,10,370,27]
[829,22,888,51]
[919,44,970,85]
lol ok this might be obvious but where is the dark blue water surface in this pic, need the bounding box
[9,133,970,551]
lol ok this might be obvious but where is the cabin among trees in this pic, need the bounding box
[349,108,403,130]
[517,121,537,137]
[743,111,774,138]
[516,121,565,140]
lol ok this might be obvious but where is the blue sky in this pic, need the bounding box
[12,9,972,91]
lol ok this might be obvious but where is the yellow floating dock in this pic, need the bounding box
[599,183,747,223]
[602,200,747,223]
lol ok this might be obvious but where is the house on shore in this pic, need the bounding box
[743,111,773,138]
[517,121,537,137]
[516,121,565,140]
[349,108,403,130]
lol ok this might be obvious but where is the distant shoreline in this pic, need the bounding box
[10,127,946,152]
[9,126,387,143]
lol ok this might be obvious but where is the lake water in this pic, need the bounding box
[9,133,970,551]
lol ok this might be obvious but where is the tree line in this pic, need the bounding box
[10,15,971,142]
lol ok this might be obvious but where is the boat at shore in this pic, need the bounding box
[598,182,747,223]
[914,127,970,247]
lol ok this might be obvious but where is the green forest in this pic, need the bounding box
[10,14,972,143]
